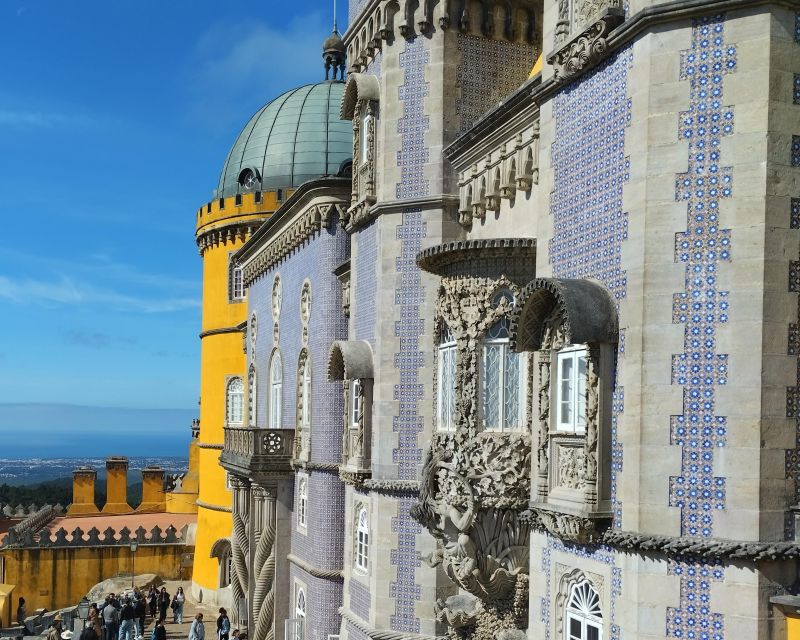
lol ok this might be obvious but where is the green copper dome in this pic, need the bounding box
[215,81,352,198]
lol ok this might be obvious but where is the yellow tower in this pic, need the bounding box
[191,78,353,606]
[192,186,286,605]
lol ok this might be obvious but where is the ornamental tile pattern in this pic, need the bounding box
[540,539,621,640]
[349,578,371,621]
[666,14,736,638]
[791,198,800,229]
[396,38,430,199]
[793,135,800,166]
[349,0,370,23]
[549,47,632,525]
[289,565,343,640]
[388,210,426,633]
[355,222,378,348]
[455,34,536,132]
[794,74,800,104]
[796,13,800,43]
[666,559,725,640]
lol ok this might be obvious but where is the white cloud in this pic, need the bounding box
[0,109,88,129]
[0,273,200,313]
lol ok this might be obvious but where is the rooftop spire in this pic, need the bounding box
[322,1,346,81]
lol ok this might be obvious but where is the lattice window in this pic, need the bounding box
[226,377,244,425]
[351,378,363,429]
[270,352,283,429]
[355,507,369,571]
[481,315,525,431]
[294,588,306,640]
[229,259,245,302]
[565,581,602,640]
[556,345,587,433]
[297,476,308,529]
[437,325,457,431]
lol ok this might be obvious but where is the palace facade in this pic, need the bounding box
[191,1,800,640]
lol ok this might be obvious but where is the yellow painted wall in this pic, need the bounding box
[0,545,191,612]
[67,473,99,516]
[788,615,800,640]
[0,583,14,629]
[166,441,199,514]
[191,191,279,595]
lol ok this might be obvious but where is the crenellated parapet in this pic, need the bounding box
[2,523,190,550]
[0,503,63,519]
[344,0,541,74]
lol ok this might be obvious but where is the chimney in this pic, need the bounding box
[66,467,100,515]
[102,456,133,514]
[138,466,166,513]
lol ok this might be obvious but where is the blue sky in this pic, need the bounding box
[0,1,343,454]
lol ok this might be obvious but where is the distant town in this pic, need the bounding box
[0,457,188,486]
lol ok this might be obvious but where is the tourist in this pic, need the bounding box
[231,630,240,640]
[147,588,158,619]
[157,589,170,623]
[150,619,166,640]
[171,587,185,624]
[118,598,137,640]
[215,609,229,640]
[17,597,27,625]
[102,595,119,640]
[87,604,103,640]
[188,614,204,640]
[134,595,146,638]
[80,622,99,640]
[47,615,64,640]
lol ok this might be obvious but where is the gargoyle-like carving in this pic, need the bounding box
[549,11,624,85]
[534,509,604,545]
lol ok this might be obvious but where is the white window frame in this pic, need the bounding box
[302,361,312,431]
[564,581,603,640]
[226,377,244,425]
[219,549,232,588]
[294,587,306,640]
[230,262,245,301]
[555,345,588,433]
[270,351,283,429]
[437,326,457,431]
[355,507,369,572]
[350,378,362,429]
[297,475,308,530]
[360,110,373,164]
[480,316,526,432]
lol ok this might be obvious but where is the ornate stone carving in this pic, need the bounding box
[556,445,586,490]
[548,10,624,85]
[534,508,604,544]
[346,100,378,231]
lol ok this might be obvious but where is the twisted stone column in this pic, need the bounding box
[230,477,250,625]
[251,485,276,640]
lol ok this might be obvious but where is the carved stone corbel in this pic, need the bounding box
[548,9,624,85]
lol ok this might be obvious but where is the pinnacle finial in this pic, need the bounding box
[322,1,347,81]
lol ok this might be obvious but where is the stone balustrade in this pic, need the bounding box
[220,427,295,478]
[1,523,190,550]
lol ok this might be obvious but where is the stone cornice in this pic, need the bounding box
[196,221,261,256]
[291,460,340,473]
[601,529,800,563]
[361,478,420,494]
[416,238,537,277]
[196,499,232,513]
[287,553,343,580]
[196,442,224,450]
[235,178,350,284]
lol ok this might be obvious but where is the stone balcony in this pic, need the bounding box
[220,427,295,479]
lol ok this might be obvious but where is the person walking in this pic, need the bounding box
[118,598,137,640]
[150,620,166,640]
[188,614,205,640]
[216,610,230,640]
[147,588,158,619]
[157,589,170,623]
[87,604,103,640]
[103,595,120,640]
[171,587,185,624]
[16,597,27,626]
[134,595,146,639]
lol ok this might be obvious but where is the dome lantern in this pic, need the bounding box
[323,28,346,81]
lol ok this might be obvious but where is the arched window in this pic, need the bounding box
[219,549,232,588]
[226,377,244,425]
[361,109,373,163]
[355,507,369,572]
[565,581,602,640]
[480,293,525,431]
[247,365,257,426]
[269,352,283,428]
[437,325,456,431]
[295,588,306,640]
[297,475,308,529]
[302,360,312,431]
[351,378,362,429]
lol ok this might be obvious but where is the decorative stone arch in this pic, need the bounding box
[210,537,233,588]
[501,156,517,199]
[486,165,502,212]
[554,567,605,638]
[508,277,618,543]
[328,341,374,473]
